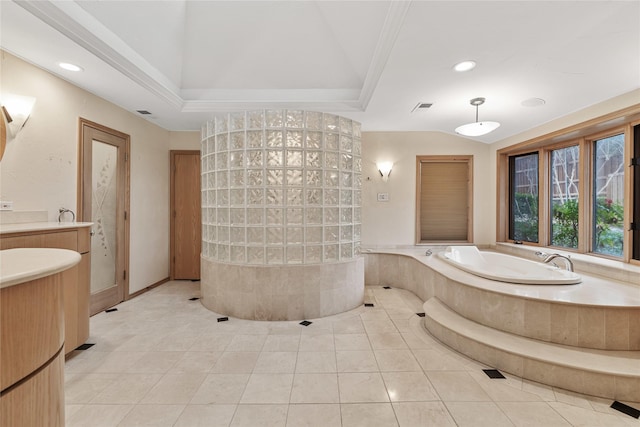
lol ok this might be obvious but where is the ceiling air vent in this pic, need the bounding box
[136,110,152,115]
[411,102,433,113]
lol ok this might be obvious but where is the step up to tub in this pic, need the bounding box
[423,297,640,402]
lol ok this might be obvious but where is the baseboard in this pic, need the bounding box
[127,277,170,300]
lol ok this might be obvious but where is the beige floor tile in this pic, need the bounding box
[230,404,288,427]
[374,350,421,372]
[338,372,390,403]
[549,401,639,427]
[337,350,379,372]
[66,404,133,427]
[93,351,147,374]
[169,351,222,373]
[392,402,456,427]
[125,351,184,373]
[173,404,237,427]
[334,333,371,350]
[295,351,337,373]
[332,318,366,334]
[426,371,492,402]
[116,404,184,427]
[286,404,341,427]
[227,334,268,351]
[90,374,162,404]
[400,332,434,349]
[497,402,572,426]
[521,379,557,401]
[65,404,84,424]
[341,403,398,427]
[254,351,298,373]
[190,373,250,404]
[262,335,301,352]
[65,373,121,404]
[211,351,259,373]
[413,349,469,371]
[240,373,294,403]
[382,371,439,402]
[363,319,399,334]
[140,372,206,404]
[189,333,234,352]
[445,401,515,427]
[290,373,340,403]
[367,333,408,350]
[299,334,335,351]
[467,370,542,402]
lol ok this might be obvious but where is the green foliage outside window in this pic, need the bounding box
[512,192,538,242]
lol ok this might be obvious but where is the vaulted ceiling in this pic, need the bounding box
[1,1,638,143]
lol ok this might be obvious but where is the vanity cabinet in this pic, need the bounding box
[0,225,91,354]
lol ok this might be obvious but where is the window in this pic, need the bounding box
[509,153,538,242]
[550,145,579,249]
[633,124,640,260]
[416,156,473,243]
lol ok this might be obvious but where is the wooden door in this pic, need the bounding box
[171,151,201,280]
[78,119,130,314]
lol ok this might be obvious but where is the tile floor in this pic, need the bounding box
[65,281,640,426]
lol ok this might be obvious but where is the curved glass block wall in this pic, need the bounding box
[200,110,364,320]
[201,110,362,265]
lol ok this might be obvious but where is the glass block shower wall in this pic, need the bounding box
[200,110,362,265]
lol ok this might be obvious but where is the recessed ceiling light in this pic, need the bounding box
[453,60,476,72]
[59,62,83,72]
[521,97,546,107]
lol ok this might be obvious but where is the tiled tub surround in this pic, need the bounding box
[200,110,363,320]
[363,249,640,401]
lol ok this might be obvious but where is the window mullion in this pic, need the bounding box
[577,138,589,253]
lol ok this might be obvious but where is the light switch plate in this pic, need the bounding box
[0,201,13,210]
[377,193,389,202]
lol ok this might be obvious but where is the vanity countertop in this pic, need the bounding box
[0,221,93,234]
[0,248,81,288]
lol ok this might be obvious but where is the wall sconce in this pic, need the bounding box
[1,94,36,138]
[377,161,393,182]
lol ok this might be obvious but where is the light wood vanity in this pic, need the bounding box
[0,248,81,427]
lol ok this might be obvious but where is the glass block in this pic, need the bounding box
[266,130,283,147]
[248,110,264,129]
[305,111,323,130]
[340,190,352,205]
[206,121,214,138]
[266,169,284,186]
[305,131,322,149]
[229,151,244,168]
[285,110,304,128]
[266,110,284,128]
[340,225,352,241]
[324,226,339,242]
[230,226,245,243]
[354,224,361,240]
[354,207,362,222]
[247,169,264,187]
[217,208,229,225]
[207,139,215,154]
[340,135,353,153]
[306,170,322,187]
[266,189,283,205]
[266,150,283,167]
[324,244,338,262]
[231,132,244,150]
[216,133,228,152]
[353,121,361,138]
[286,169,303,186]
[247,208,263,225]
[247,150,263,167]
[248,130,264,148]
[248,188,264,205]
[325,208,339,225]
[207,173,215,190]
[230,170,245,187]
[218,244,230,262]
[325,152,339,169]
[230,208,245,225]
[353,174,362,189]
[324,189,339,206]
[215,114,228,133]
[247,227,264,244]
[217,171,229,188]
[306,151,323,168]
[340,153,353,171]
[339,116,352,135]
[286,208,303,225]
[354,243,361,256]
[217,226,229,242]
[208,243,217,259]
[207,208,216,224]
[341,243,353,260]
[286,150,302,167]
[286,246,303,264]
[305,208,323,225]
[266,247,283,264]
[266,208,284,225]
[266,227,284,245]
[286,130,303,147]
[324,114,339,131]
[325,133,339,151]
[341,172,352,188]
[340,208,352,224]
[216,152,228,169]
[231,112,245,131]
[202,242,209,257]
[353,190,361,206]
[306,188,322,205]
[306,226,322,244]
[247,247,265,264]
[353,156,361,173]
[231,245,246,263]
[286,227,303,244]
[287,188,303,205]
[305,246,322,263]
[230,189,245,206]
[217,189,229,206]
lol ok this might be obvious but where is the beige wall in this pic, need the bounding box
[1,51,170,294]
[169,131,201,150]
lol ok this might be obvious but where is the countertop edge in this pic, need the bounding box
[0,248,82,288]
[0,221,93,234]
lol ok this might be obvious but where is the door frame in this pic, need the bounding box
[170,150,201,280]
[77,118,130,313]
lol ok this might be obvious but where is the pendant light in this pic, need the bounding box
[455,97,500,137]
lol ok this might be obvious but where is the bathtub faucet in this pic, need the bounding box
[542,253,574,272]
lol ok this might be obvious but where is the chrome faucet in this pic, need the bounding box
[542,253,574,272]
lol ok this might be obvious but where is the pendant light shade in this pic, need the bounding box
[455,97,500,137]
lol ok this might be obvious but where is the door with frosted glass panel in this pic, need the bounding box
[79,119,130,314]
